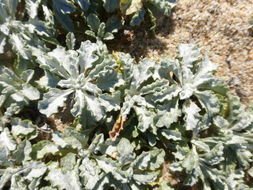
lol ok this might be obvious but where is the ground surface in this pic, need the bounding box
[115,0,253,103]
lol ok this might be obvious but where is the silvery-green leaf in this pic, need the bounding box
[213,116,229,128]
[155,107,181,128]
[234,146,252,169]
[156,57,180,81]
[191,139,210,152]
[60,153,76,171]
[140,78,169,96]
[248,167,253,178]
[52,132,68,148]
[66,32,76,50]
[124,0,142,15]
[0,36,6,53]
[226,170,247,189]
[3,103,23,119]
[36,50,72,79]
[71,89,86,117]
[133,152,150,170]
[1,0,19,18]
[199,165,227,190]
[0,3,8,23]
[96,69,121,91]
[24,163,47,181]
[36,70,60,89]
[116,138,135,164]
[100,92,121,112]
[46,168,81,190]
[179,44,200,68]
[40,187,58,190]
[9,33,30,59]
[202,143,224,166]
[77,41,99,73]
[11,92,25,102]
[0,66,19,85]
[183,101,201,131]
[193,56,217,87]
[25,0,41,19]
[0,95,6,108]
[131,58,155,89]
[85,30,96,38]
[21,84,40,101]
[133,171,159,185]
[96,157,132,183]
[84,94,105,121]
[0,168,23,189]
[161,129,182,141]
[21,69,34,83]
[87,14,101,33]
[103,32,114,40]
[42,5,55,26]
[179,82,195,100]
[48,47,79,78]
[79,157,101,189]
[194,90,220,115]
[11,118,37,140]
[230,110,253,131]
[0,128,16,151]
[23,140,32,163]
[148,0,175,16]
[87,56,115,80]
[12,141,28,165]
[0,147,10,166]
[182,147,200,186]
[88,134,104,153]
[134,106,155,133]
[148,148,165,170]
[38,88,73,117]
[147,132,157,146]
[32,141,59,159]
[151,85,180,103]
[121,95,136,116]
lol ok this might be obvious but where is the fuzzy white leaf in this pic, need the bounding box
[25,0,41,19]
[179,44,200,68]
[0,128,16,151]
[38,88,73,117]
[21,84,40,100]
[183,101,201,131]
[46,168,81,190]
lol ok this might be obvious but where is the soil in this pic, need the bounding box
[113,0,253,103]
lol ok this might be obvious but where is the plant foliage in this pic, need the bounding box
[0,0,253,190]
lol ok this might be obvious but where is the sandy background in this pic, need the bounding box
[115,0,253,103]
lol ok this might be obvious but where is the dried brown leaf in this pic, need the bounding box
[109,115,127,141]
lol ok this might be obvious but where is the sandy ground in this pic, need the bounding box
[115,0,253,103]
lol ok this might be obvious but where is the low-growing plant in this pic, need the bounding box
[1,38,253,189]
